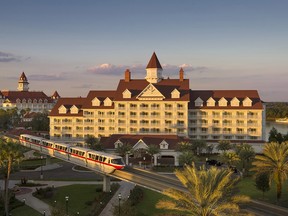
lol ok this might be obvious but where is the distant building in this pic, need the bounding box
[49,52,265,158]
[0,72,60,112]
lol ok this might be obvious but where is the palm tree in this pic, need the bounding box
[235,144,255,175]
[146,144,160,167]
[157,163,250,216]
[0,138,24,216]
[251,142,288,201]
[115,143,133,165]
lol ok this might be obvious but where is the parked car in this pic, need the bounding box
[206,159,223,166]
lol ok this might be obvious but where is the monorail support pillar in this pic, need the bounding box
[103,175,111,192]
[45,155,52,165]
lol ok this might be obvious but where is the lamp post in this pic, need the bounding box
[40,155,43,179]
[118,193,122,216]
[65,196,69,216]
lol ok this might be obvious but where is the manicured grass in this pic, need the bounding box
[19,158,61,170]
[35,184,119,216]
[10,205,42,216]
[237,177,288,208]
[136,188,180,216]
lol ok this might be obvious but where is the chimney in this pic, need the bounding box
[124,69,131,82]
[179,67,184,81]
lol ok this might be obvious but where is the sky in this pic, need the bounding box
[1,0,288,102]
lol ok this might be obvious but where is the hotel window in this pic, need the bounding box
[118,112,125,117]
[130,112,137,116]
[118,104,125,109]
[130,120,137,125]
[140,103,149,109]
[130,104,137,108]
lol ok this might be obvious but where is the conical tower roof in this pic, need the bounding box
[146,52,162,69]
[19,72,28,82]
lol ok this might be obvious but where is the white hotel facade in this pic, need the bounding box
[49,53,265,159]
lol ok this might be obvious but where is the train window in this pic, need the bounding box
[99,156,103,162]
[103,157,107,162]
[95,155,99,161]
[111,158,124,165]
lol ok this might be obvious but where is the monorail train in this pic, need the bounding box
[19,134,125,174]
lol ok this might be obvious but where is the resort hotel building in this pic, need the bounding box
[49,53,265,164]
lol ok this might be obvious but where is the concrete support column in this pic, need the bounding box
[125,154,129,165]
[174,154,179,166]
[153,154,157,166]
[45,155,52,165]
[103,175,111,192]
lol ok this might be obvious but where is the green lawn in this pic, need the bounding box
[10,205,42,216]
[237,177,288,208]
[35,184,119,216]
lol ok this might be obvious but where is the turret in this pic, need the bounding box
[17,72,29,91]
[145,52,163,83]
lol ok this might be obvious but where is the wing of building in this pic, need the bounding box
[49,53,265,151]
[0,72,60,112]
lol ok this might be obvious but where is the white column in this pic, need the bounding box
[103,175,111,192]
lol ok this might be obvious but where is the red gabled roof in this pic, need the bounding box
[82,90,116,109]
[114,78,190,101]
[1,91,52,103]
[49,97,86,116]
[146,52,162,69]
[100,134,189,150]
[189,90,263,109]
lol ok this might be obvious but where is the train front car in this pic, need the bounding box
[19,134,42,150]
[109,155,125,170]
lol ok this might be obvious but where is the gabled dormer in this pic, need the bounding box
[70,105,79,114]
[136,83,165,100]
[92,97,100,106]
[195,97,203,107]
[104,97,113,106]
[218,97,227,107]
[171,88,180,99]
[207,97,215,107]
[159,140,169,149]
[114,140,123,148]
[243,97,252,107]
[122,89,132,99]
[58,105,67,114]
[133,139,148,150]
[231,97,240,107]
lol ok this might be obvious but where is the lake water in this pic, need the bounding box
[265,121,288,141]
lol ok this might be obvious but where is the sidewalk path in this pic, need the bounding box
[99,181,135,216]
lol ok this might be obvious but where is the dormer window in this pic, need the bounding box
[231,97,240,107]
[92,97,100,106]
[104,97,112,106]
[58,105,67,114]
[243,97,252,107]
[123,89,132,99]
[16,98,21,103]
[114,140,123,148]
[28,99,32,103]
[207,97,215,107]
[70,105,79,114]
[159,140,169,149]
[195,97,203,107]
[218,97,227,107]
[33,99,37,103]
[171,88,180,99]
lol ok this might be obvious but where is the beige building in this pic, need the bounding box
[49,53,265,151]
[0,72,60,113]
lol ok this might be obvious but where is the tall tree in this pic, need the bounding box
[157,163,250,216]
[179,151,195,166]
[115,143,132,165]
[0,138,24,216]
[251,142,288,201]
[146,144,160,166]
[255,172,270,199]
[84,135,103,151]
[217,140,232,153]
[235,144,255,175]
[30,112,49,131]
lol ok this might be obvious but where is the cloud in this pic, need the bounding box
[87,63,207,76]
[0,51,31,63]
[29,74,66,81]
